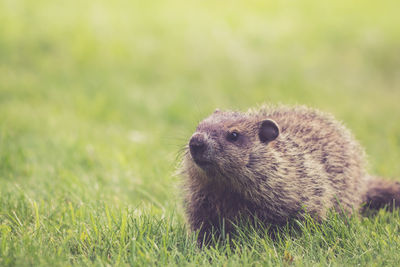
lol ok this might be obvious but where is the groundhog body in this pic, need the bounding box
[180,105,400,244]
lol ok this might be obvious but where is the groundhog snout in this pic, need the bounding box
[189,133,210,165]
[189,133,207,156]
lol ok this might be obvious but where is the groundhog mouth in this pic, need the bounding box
[192,158,213,168]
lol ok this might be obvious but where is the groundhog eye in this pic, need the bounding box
[227,131,239,142]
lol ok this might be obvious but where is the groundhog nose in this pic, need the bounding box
[189,134,207,157]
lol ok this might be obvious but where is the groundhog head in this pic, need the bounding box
[186,109,280,187]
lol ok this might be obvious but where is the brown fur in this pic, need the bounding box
[179,105,400,244]
[363,177,400,211]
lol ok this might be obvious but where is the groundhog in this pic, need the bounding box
[180,105,400,244]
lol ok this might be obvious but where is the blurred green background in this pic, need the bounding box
[1,0,400,208]
[0,0,400,264]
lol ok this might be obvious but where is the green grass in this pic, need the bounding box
[1,0,400,265]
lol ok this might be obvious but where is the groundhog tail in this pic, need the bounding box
[363,177,400,211]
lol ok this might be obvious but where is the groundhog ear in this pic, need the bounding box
[213,108,221,114]
[259,119,280,143]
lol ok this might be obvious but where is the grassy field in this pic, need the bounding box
[1,0,400,265]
